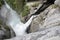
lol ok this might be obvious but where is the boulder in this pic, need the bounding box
[30,5,53,32]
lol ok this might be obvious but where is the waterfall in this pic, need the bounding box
[0,0,36,36]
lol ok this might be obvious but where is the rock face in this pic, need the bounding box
[30,5,53,32]
[4,0,60,40]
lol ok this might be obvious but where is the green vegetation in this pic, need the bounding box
[22,5,30,17]
[6,0,26,14]
[6,0,30,16]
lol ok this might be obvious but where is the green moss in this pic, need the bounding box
[22,5,30,17]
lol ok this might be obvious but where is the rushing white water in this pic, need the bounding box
[0,0,37,36]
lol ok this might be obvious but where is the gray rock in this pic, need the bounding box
[30,4,53,32]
